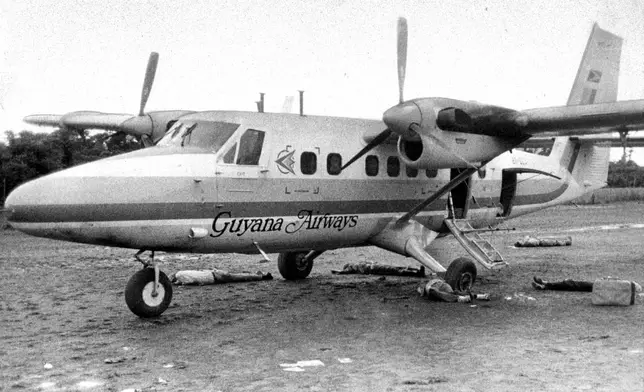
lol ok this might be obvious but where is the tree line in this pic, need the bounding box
[1,129,644,205]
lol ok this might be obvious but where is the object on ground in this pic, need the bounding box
[504,293,537,305]
[532,276,593,292]
[171,269,272,285]
[280,360,325,372]
[532,276,642,306]
[332,262,425,277]
[417,278,489,303]
[592,278,641,306]
[515,235,572,247]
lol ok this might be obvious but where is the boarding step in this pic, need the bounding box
[444,219,507,270]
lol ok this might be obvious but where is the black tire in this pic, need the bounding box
[444,257,477,292]
[277,251,313,280]
[125,268,173,318]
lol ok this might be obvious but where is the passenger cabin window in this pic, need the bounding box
[365,155,379,176]
[327,153,342,175]
[158,121,239,152]
[301,152,317,175]
[387,156,400,177]
[406,166,418,178]
[426,169,438,178]
[219,129,265,166]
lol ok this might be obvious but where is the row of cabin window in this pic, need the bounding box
[300,152,440,178]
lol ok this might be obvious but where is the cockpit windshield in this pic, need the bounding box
[157,121,239,152]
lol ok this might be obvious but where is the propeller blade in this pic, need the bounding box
[341,129,393,171]
[139,52,159,116]
[397,17,408,104]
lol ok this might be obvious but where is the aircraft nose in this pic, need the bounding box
[4,176,56,227]
[382,101,422,138]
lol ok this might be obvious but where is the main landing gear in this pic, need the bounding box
[277,250,323,280]
[444,257,477,292]
[125,250,173,318]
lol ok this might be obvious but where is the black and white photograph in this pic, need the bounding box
[1,1,644,391]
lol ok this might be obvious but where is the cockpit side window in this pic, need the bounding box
[236,129,265,165]
[222,143,237,164]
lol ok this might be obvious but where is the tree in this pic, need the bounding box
[607,160,644,188]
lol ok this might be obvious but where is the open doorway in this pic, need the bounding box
[499,170,517,217]
[448,168,471,219]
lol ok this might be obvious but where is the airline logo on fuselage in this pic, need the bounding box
[210,210,358,238]
[276,146,296,174]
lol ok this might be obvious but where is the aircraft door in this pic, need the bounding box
[448,168,471,219]
[499,170,517,217]
[215,128,271,207]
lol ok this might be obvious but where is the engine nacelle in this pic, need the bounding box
[397,105,518,169]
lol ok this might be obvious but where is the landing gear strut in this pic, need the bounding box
[125,250,173,317]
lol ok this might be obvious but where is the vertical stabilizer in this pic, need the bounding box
[567,23,622,105]
[560,23,622,192]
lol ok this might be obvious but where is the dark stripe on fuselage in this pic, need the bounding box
[9,183,568,223]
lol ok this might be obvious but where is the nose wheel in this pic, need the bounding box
[125,251,173,317]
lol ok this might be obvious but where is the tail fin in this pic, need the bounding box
[567,23,622,105]
[550,23,622,188]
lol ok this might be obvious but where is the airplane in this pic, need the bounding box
[6,19,644,318]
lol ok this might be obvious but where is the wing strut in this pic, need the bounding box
[396,165,481,225]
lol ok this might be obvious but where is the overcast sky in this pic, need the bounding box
[1,0,644,162]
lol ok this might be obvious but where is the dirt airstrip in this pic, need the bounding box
[1,202,644,391]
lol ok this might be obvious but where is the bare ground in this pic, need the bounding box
[1,202,644,392]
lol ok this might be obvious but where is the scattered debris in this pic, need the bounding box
[505,293,537,305]
[332,262,425,277]
[579,335,610,342]
[280,360,325,371]
[283,366,305,372]
[104,356,136,364]
[77,380,103,389]
[43,363,53,369]
[157,377,168,384]
[402,376,448,385]
[337,358,353,364]
[515,235,572,247]
[171,269,272,285]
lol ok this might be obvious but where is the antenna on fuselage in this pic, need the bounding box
[256,92,265,113]
[299,90,305,116]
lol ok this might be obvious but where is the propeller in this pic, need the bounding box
[397,17,408,104]
[341,18,408,171]
[340,128,393,171]
[139,52,159,116]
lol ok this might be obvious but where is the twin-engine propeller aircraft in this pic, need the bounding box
[7,19,644,317]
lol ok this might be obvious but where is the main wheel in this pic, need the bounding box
[125,268,173,318]
[444,257,477,292]
[278,251,313,280]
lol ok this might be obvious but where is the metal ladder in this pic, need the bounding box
[444,219,508,270]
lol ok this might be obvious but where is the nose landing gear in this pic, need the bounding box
[125,250,173,318]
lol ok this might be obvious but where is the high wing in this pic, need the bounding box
[521,133,644,149]
[23,53,192,146]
